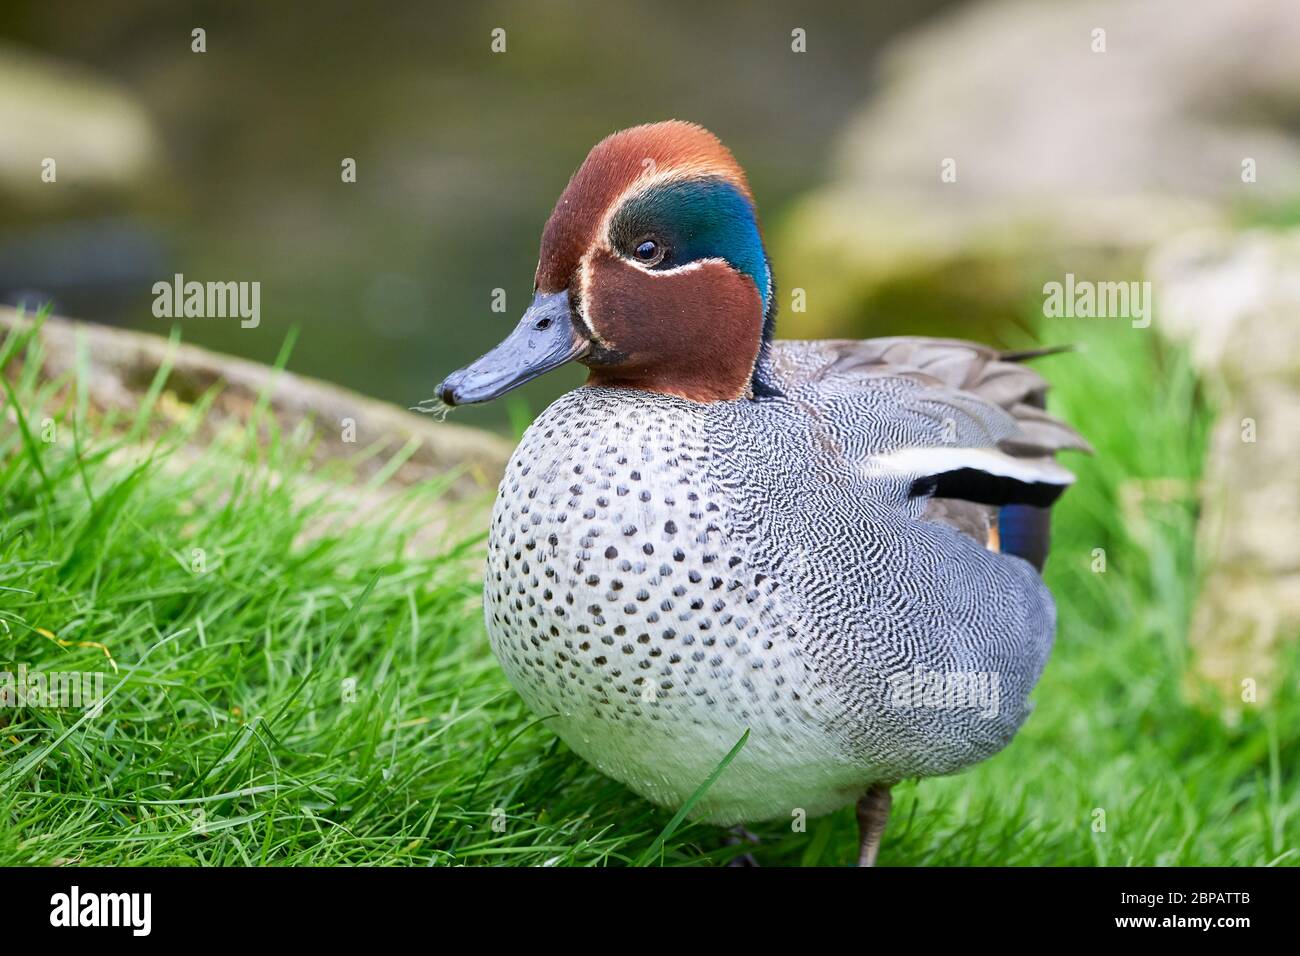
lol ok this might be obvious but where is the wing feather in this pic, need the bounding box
[766,337,1090,570]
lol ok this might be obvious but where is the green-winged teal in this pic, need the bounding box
[437,121,1089,865]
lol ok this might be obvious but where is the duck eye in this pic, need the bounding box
[632,239,663,265]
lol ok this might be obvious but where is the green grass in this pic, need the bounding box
[0,309,1295,866]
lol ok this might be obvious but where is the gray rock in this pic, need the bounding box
[0,44,162,208]
[1148,229,1300,713]
[775,0,1300,338]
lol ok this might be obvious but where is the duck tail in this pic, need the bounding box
[998,344,1076,363]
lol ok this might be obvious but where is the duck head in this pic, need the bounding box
[437,121,775,406]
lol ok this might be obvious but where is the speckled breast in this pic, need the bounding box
[483,388,865,822]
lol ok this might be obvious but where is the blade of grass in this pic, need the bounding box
[634,729,749,867]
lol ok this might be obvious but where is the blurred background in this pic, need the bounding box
[0,0,956,431]
[7,0,1300,422]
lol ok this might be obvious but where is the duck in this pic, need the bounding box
[436,121,1090,866]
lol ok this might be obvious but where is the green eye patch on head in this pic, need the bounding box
[608,177,771,310]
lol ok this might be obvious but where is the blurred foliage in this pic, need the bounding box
[0,0,955,430]
[2,303,1294,867]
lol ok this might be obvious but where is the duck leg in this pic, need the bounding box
[855,784,892,867]
[724,825,761,867]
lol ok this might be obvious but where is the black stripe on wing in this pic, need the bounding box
[909,468,1067,508]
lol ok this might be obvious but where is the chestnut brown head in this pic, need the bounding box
[438,121,773,406]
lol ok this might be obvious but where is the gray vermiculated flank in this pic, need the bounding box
[483,339,1074,823]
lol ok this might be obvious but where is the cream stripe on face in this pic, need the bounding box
[574,253,601,342]
[617,257,726,278]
